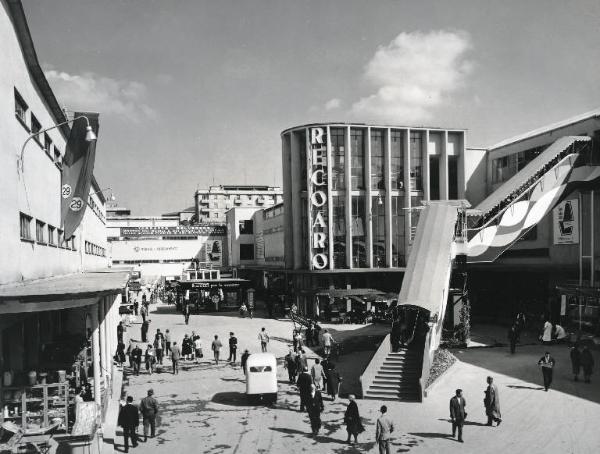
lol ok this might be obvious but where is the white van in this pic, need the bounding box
[245,353,277,403]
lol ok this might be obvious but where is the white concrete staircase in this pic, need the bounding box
[363,347,422,402]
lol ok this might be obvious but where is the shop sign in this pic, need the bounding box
[553,199,579,244]
[205,239,223,266]
[308,127,329,270]
[192,283,210,288]
[120,224,227,237]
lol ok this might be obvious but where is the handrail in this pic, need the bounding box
[418,328,433,401]
[359,333,390,398]
[471,153,577,234]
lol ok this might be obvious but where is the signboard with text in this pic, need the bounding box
[308,127,329,270]
[553,199,579,244]
[120,224,226,237]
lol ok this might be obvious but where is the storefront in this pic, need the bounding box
[556,285,600,334]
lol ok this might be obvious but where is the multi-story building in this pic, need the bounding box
[0,0,125,446]
[280,123,482,315]
[195,185,283,223]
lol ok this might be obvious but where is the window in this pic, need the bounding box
[409,131,423,191]
[331,128,346,190]
[448,155,459,199]
[20,213,32,240]
[350,129,365,190]
[370,129,385,190]
[372,196,386,267]
[31,114,41,143]
[429,156,440,200]
[351,196,366,267]
[44,133,52,158]
[240,244,254,260]
[36,220,46,243]
[48,225,56,246]
[332,195,346,268]
[57,229,65,248]
[14,89,28,124]
[390,131,404,190]
[70,235,77,251]
[392,197,405,266]
[239,220,254,235]
[54,147,62,166]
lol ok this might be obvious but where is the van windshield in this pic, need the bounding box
[249,365,273,372]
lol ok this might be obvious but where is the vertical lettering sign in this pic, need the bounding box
[309,127,329,269]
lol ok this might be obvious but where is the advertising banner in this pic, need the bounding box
[205,239,223,266]
[553,199,579,244]
[120,224,226,237]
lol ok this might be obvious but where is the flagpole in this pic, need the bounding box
[18,115,96,174]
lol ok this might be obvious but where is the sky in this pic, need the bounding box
[23,0,600,215]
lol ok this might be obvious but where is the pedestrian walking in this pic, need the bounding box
[305,384,324,436]
[183,303,191,325]
[145,344,156,375]
[322,330,334,356]
[228,332,238,363]
[305,324,314,347]
[515,311,526,341]
[570,344,581,381]
[131,344,142,376]
[325,362,341,401]
[117,321,124,344]
[284,348,298,383]
[311,358,325,390]
[127,340,134,369]
[141,320,150,343]
[133,300,139,316]
[484,376,502,426]
[298,349,308,371]
[241,349,250,375]
[344,395,364,444]
[313,324,321,347]
[140,389,159,441]
[294,330,304,353]
[171,341,181,374]
[154,330,164,365]
[537,351,556,391]
[376,405,395,453]
[258,327,270,352]
[194,336,203,363]
[580,345,594,383]
[182,334,193,360]
[115,341,126,368]
[165,329,172,355]
[212,335,223,365]
[449,389,466,443]
[140,304,148,323]
[118,396,139,452]
[297,366,313,411]
[508,324,518,354]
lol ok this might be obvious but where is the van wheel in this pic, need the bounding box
[266,393,277,404]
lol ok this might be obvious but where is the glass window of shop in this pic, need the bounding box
[351,196,367,267]
[332,195,346,268]
[372,196,386,267]
[297,130,308,190]
[429,155,440,200]
[331,128,346,190]
[351,129,365,190]
[371,129,385,190]
[410,131,423,191]
[391,131,404,190]
[410,195,423,243]
[448,155,459,199]
[392,196,405,267]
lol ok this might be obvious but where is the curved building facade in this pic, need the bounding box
[281,123,469,313]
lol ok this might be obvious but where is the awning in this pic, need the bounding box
[313,288,385,298]
[0,270,130,314]
[474,136,591,215]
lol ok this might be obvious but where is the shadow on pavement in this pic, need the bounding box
[437,418,489,427]
[453,343,600,404]
[409,432,453,439]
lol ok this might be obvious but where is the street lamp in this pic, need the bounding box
[18,115,97,173]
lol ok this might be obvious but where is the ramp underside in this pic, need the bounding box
[398,204,458,315]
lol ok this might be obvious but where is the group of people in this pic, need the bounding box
[117,389,159,452]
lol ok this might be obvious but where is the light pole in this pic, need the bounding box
[18,115,97,174]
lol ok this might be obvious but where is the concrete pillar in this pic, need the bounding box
[290,131,303,269]
[384,128,393,267]
[282,133,294,269]
[441,131,449,200]
[99,297,108,381]
[457,131,466,199]
[345,126,353,268]
[423,130,431,202]
[326,126,334,269]
[365,127,373,268]
[90,303,101,407]
[404,129,412,254]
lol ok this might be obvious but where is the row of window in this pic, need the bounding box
[85,241,106,257]
[15,88,63,165]
[113,259,189,264]
[88,196,106,224]
[19,212,75,250]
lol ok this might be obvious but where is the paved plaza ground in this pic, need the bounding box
[115,302,600,454]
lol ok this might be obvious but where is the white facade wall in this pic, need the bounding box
[226,207,261,266]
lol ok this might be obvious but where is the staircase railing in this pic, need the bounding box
[359,333,390,398]
[418,328,433,401]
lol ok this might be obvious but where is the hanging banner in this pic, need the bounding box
[61,112,99,240]
[553,199,579,244]
[308,127,329,270]
[205,239,223,266]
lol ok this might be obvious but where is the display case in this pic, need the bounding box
[1,382,70,432]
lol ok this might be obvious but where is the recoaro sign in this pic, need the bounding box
[309,127,329,270]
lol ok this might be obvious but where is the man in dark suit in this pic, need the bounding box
[305,384,324,436]
[140,388,159,440]
[449,388,466,442]
[375,405,394,454]
[538,352,556,391]
[484,376,502,426]
[118,396,139,452]
[131,344,143,376]
[296,366,313,412]
[228,332,238,364]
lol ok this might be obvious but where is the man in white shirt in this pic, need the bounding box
[541,320,553,345]
[554,324,568,343]
[322,330,335,356]
[258,327,269,352]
